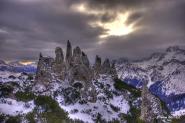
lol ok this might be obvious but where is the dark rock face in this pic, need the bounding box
[35,54,54,85]
[66,40,72,67]
[72,46,82,65]
[94,55,102,78]
[110,62,118,79]
[70,65,90,82]
[35,41,117,102]
[95,55,101,68]
[140,82,162,122]
[53,47,66,80]
[82,52,90,67]
[55,47,64,63]
[101,58,111,74]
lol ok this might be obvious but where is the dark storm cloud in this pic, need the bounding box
[84,0,185,60]
[0,0,103,60]
[0,0,184,61]
[84,0,157,10]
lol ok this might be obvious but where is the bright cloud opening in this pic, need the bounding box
[72,3,136,38]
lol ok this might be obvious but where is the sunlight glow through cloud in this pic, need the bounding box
[19,61,34,65]
[94,12,135,38]
[72,3,136,39]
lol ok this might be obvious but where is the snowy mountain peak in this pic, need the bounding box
[116,46,185,118]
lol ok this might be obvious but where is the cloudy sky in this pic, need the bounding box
[0,0,185,61]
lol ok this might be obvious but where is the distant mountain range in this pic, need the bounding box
[0,60,37,73]
[116,46,185,116]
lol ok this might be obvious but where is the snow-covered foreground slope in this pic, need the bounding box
[116,46,185,117]
[55,75,130,123]
[0,98,35,116]
[0,73,131,123]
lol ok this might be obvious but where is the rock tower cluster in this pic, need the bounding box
[35,41,117,101]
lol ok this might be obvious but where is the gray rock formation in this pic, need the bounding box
[95,55,101,68]
[82,51,90,67]
[55,47,64,63]
[72,46,82,65]
[53,47,66,80]
[66,40,72,67]
[110,62,118,79]
[35,41,117,102]
[94,55,101,78]
[35,53,54,85]
[101,58,111,74]
[140,81,163,122]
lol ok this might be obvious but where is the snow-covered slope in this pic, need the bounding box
[34,74,130,122]
[0,98,35,116]
[0,72,131,123]
[116,46,185,117]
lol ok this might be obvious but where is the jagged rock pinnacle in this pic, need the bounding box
[35,54,54,85]
[39,53,43,59]
[103,58,110,68]
[53,47,66,80]
[95,55,101,67]
[101,58,111,74]
[66,40,72,65]
[94,55,102,78]
[82,51,90,67]
[110,62,118,79]
[55,47,64,63]
[72,46,82,65]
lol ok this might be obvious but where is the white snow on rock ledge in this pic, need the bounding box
[171,109,185,118]
[0,98,35,116]
[110,95,130,113]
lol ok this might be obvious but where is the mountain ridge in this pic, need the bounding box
[0,44,185,122]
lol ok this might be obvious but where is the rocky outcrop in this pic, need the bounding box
[82,52,90,68]
[95,55,101,68]
[101,58,111,74]
[55,47,64,63]
[72,46,82,65]
[110,62,118,79]
[35,53,54,85]
[93,55,101,78]
[66,40,72,68]
[140,81,163,122]
[53,47,66,80]
[35,41,117,102]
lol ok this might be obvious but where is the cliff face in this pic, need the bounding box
[35,53,54,85]
[35,41,117,102]
[53,47,66,80]
[140,81,163,122]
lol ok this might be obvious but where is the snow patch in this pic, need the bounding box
[0,98,35,116]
